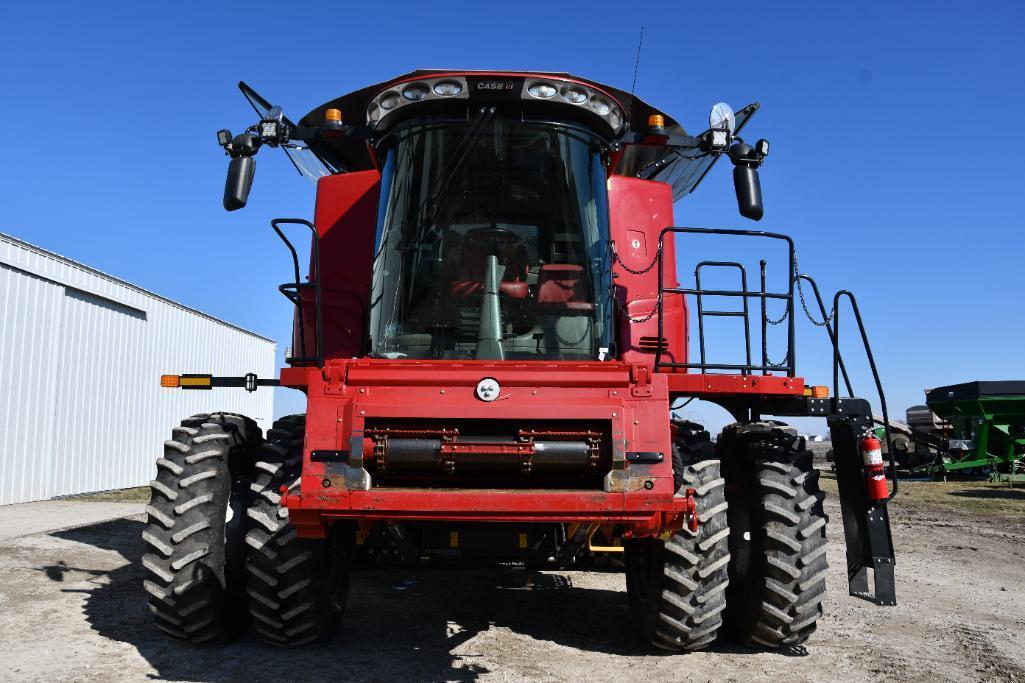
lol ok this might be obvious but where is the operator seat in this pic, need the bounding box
[536,264,594,313]
[449,230,529,300]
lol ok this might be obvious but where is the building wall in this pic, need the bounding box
[0,234,276,505]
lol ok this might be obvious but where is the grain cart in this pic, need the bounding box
[869,384,1025,478]
[147,71,899,649]
[925,382,1025,479]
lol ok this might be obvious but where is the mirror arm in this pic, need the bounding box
[219,131,262,159]
[288,126,322,142]
[617,131,700,148]
[289,124,375,142]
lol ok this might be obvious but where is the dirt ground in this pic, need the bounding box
[0,472,1023,683]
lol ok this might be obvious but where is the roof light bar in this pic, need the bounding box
[525,79,625,133]
[366,75,626,134]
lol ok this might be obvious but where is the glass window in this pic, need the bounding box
[369,113,612,360]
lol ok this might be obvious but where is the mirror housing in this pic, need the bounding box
[733,165,763,221]
[223,155,256,211]
[729,142,764,221]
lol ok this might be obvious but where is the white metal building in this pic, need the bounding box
[0,232,276,505]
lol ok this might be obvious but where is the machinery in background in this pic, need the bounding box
[874,382,1025,480]
[924,382,1025,480]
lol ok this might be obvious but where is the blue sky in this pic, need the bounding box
[2,1,1023,432]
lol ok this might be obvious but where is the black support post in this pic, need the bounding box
[827,398,897,606]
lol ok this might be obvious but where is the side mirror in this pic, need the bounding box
[733,164,763,221]
[223,156,255,211]
[729,142,764,221]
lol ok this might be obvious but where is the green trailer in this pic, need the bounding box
[925,381,1025,480]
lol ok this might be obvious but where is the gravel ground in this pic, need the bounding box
[0,472,1023,682]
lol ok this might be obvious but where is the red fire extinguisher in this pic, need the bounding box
[859,435,889,501]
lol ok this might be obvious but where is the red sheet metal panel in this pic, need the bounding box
[608,175,687,369]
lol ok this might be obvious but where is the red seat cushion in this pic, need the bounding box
[537,264,594,313]
[450,280,529,299]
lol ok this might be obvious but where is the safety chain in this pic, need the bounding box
[765,304,789,326]
[609,240,663,276]
[609,240,663,323]
[613,294,662,324]
[793,252,835,327]
[764,252,835,328]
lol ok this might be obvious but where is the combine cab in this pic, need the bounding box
[147,70,898,649]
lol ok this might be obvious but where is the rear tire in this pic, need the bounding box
[718,421,828,648]
[625,423,730,651]
[142,412,261,643]
[245,415,353,647]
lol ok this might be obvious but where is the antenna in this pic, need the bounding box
[631,26,645,96]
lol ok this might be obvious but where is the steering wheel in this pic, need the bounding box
[465,227,518,252]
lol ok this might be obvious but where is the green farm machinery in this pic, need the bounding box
[880,381,1025,480]
[925,381,1025,479]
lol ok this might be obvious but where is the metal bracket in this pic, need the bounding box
[828,399,897,606]
[626,451,663,464]
[630,364,653,397]
[310,450,348,462]
[323,363,346,395]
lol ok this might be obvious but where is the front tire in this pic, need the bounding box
[719,421,828,648]
[245,415,353,647]
[142,412,260,643]
[625,423,730,651]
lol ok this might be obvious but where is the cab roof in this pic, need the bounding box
[290,70,757,201]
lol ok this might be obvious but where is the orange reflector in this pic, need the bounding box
[647,114,665,128]
[325,108,342,123]
[160,375,180,388]
[804,385,829,398]
[179,376,212,388]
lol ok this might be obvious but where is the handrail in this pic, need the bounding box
[637,226,896,502]
[653,227,795,377]
[694,261,753,375]
[832,290,899,503]
[271,218,323,367]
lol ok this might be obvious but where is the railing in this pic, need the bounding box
[654,227,796,377]
[645,227,897,501]
[271,218,323,367]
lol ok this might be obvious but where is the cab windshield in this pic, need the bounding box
[368,113,612,360]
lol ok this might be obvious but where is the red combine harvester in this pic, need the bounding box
[148,70,897,650]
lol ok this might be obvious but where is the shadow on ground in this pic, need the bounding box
[42,517,778,681]
[949,487,1025,501]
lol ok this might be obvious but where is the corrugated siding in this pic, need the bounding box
[0,234,276,505]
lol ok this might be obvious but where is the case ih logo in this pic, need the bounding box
[475,81,515,91]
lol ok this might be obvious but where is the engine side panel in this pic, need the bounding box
[297,170,380,362]
[608,175,687,369]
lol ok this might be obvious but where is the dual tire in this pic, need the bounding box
[145,414,825,650]
[245,416,352,646]
[720,421,829,648]
[143,413,348,646]
[625,420,828,651]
